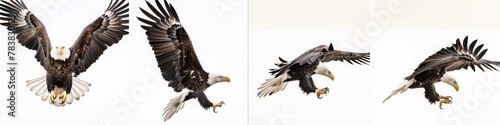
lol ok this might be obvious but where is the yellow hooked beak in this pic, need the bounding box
[57,47,63,55]
[453,84,460,92]
[223,76,231,83]
[328,73,335,81]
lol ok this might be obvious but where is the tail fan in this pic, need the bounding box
[382,79,415,103]
[162,89,191,121]
[257,73,289,98]
[26,76,91,107]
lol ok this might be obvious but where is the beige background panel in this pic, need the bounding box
[375,0,500,29]
[250,0,370,30]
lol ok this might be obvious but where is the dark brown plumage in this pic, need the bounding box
[384,36,500,109]
[138,0,230,121]
[0,0,129,106]
[258,43,370,98]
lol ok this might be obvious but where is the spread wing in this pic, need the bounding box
[405,36,500,80]
[71,0,129,77]
[138,0,207,92]
[270,44,332,76]
[0,0,51,67]
[321,49,370,65]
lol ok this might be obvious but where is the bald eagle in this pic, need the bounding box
[137,0,230,121]
[383,36,500,109]
[257,43,370,99]
[0,0,129,106]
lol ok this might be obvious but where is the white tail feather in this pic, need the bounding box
[162,89,191,121]
[27,75,47,97]
[26,76,91,107]
[257,73,289,98]
[382,79,415,103]
[71,77,91,101]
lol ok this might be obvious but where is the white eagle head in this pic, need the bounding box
[50,46,70,61]
[314,63,335,81]
[441,73,459,91]
[207,73,231,85]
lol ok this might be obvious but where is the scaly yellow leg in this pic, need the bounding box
[315,87,330,99]
[212,101,225,113]
[438,94,452,109]
[59,91,67,104]
[50,91,57,103]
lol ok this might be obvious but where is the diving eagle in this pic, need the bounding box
[383,36,500,109]
[137,0,231,121]
[257,43,370,99]
[0,0,129,106]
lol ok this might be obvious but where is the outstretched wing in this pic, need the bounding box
[138,0,207,92]
[405,36,500,80]
[71,0,129,77]
[0,0,51,67]
[321,49,370,65]
[271,44,332,77]
[441,36,500,71]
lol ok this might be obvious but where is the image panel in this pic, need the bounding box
[249,0,372,125]
[373,1,500,125]
[373,31,500,125]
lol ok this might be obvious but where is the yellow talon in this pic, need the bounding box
[50,91,57,103]
[438,95,452,109]
[315,87,330,99]
[59,91,67,104]
[212,101,225,113]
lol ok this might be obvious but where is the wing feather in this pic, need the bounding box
[0,0,51,67]
[71,0,129,76]
[321,44,370,65]
[138,0,207,92]
[405,36,500,80]
[270,44,329,77]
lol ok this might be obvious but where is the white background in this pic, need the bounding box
[249,0,371,124]
[374,31,500,125]
[0,0,247,125]
[1,0,500,125]
[249,30,372,125]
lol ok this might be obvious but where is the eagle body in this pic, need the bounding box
[383,36,500,109]
[409,68,445,88]
[138,0,230,121]
[182,71,210,92]
[45,57,74,94]
[407,68,446,103]
[285,57,321,94]
[258,43,370,98]
[287,60,320,79]
[0,0,130,106]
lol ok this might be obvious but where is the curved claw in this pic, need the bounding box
[317,95,323,99]
[448,96,453,104]
[315,87,329,99]
[438,95,453,109]
[50,91,56,104]
[59,91,67,105]
[212,101,225,113]
[439,101,444,109]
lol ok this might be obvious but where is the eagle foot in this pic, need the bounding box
[59,91,67,104]
[50,91,57,104]
[212,101,225,113]
[438,95,452,109]
[315,87,330,99]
